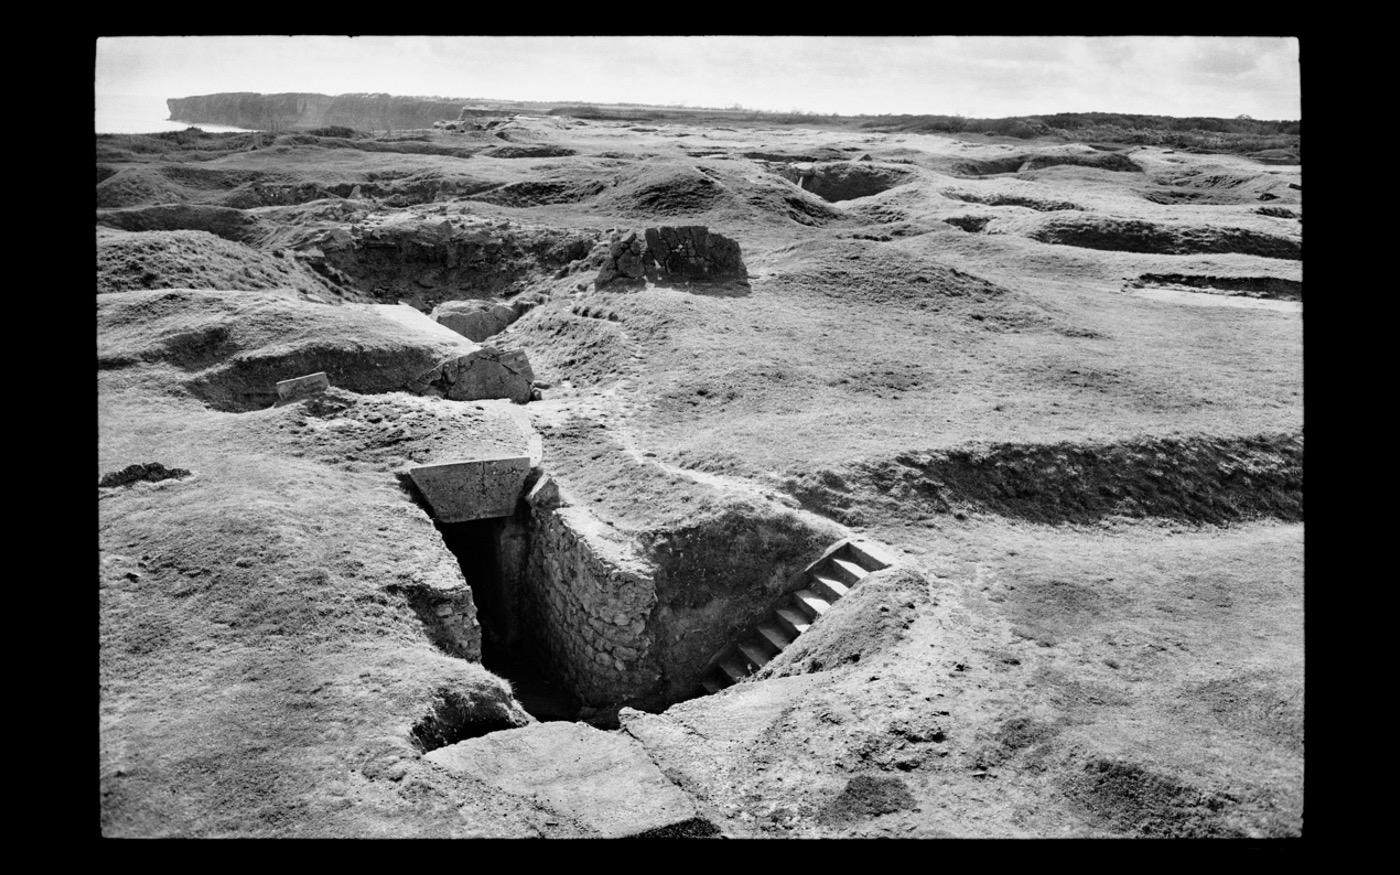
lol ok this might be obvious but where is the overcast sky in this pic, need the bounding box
[95,36,1301,120]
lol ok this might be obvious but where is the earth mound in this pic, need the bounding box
[469,178,609,208]
[598,166,731,217]
[97,164,299,209]
[1144,166,1297,205]
[97,204,261,243]
[1062,759,1247,838]
[97,289,534,411]
[758,567,933,677]
[97,229,331,298]
[494,303,636,389]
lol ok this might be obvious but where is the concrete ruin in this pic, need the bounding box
[425,721,704,837]
[413,346,535,404]
[275,371,330,404]
[432,298,539,342]
[408,456,534,524]
[406,449,844,721]
[362,304,535,403]
[596,226,748,289]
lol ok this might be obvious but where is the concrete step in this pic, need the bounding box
[699,675,725,695]
[844,539,895,572]
[829,557,869,585]
[776,607,812,637]
[718,655,749,684]
[793,589,832,621]
[738,639,774,668]
[809,573,849,602]
[757,621,794,651]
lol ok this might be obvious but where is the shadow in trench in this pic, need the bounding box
[436,517,581,723]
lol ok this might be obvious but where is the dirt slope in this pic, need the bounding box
[98,114,1302,837]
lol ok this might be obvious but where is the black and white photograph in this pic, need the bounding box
[96,35,1303,838]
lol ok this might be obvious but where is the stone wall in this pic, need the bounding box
[385,579,481,661]
[640,500,843,701]
[523,487,662,706]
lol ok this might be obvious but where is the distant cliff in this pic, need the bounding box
[165,93,474,131]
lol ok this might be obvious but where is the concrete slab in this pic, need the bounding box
[349,302,479,351]
[425,721,699,838]
[408,455,532,522]
[275,371,329,404]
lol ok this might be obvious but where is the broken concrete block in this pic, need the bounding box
[408,456,533,523]
[415,346,536,404]
[597,226,748,288]
[524,471,561,510]
[432,300,520,342]
[424,721,700,838]
[275,371,329,404]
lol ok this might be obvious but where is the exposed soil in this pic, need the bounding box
[944,215,992,233]
[944,189,1083,212]
[1028,215,1301,260]
[948,149,1141,177]
[409,685,532,752]
[97,203,261,243]
[99,115,1302,838]
[99,462,193,488]
[96,289,480,411]
[788,162,914,202]
[783,434,1303,527]
[97,229,333,298]
[305,216,597,309]
[1132,273,1303,302]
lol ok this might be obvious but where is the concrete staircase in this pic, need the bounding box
[695,539,893,695]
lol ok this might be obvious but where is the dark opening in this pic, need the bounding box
[435,517,581,723]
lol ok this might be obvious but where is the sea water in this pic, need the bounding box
[95,93,256,134]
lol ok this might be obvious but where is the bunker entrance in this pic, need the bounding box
[410,456,583,724]
[434,517,581,723]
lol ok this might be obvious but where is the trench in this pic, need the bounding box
[434,516,583,723]
[407,456,844,736]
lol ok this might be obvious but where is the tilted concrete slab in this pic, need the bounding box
[347,304,535,404]
[275,371,329,404]
[348,302,480,351]
[424,721,699,838]
[408,455,532,522]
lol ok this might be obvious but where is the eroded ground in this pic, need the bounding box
[98,115,1302,837]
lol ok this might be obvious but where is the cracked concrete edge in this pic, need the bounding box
[617,709,725,835]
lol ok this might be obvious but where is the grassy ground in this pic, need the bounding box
[97,114,1302,836]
